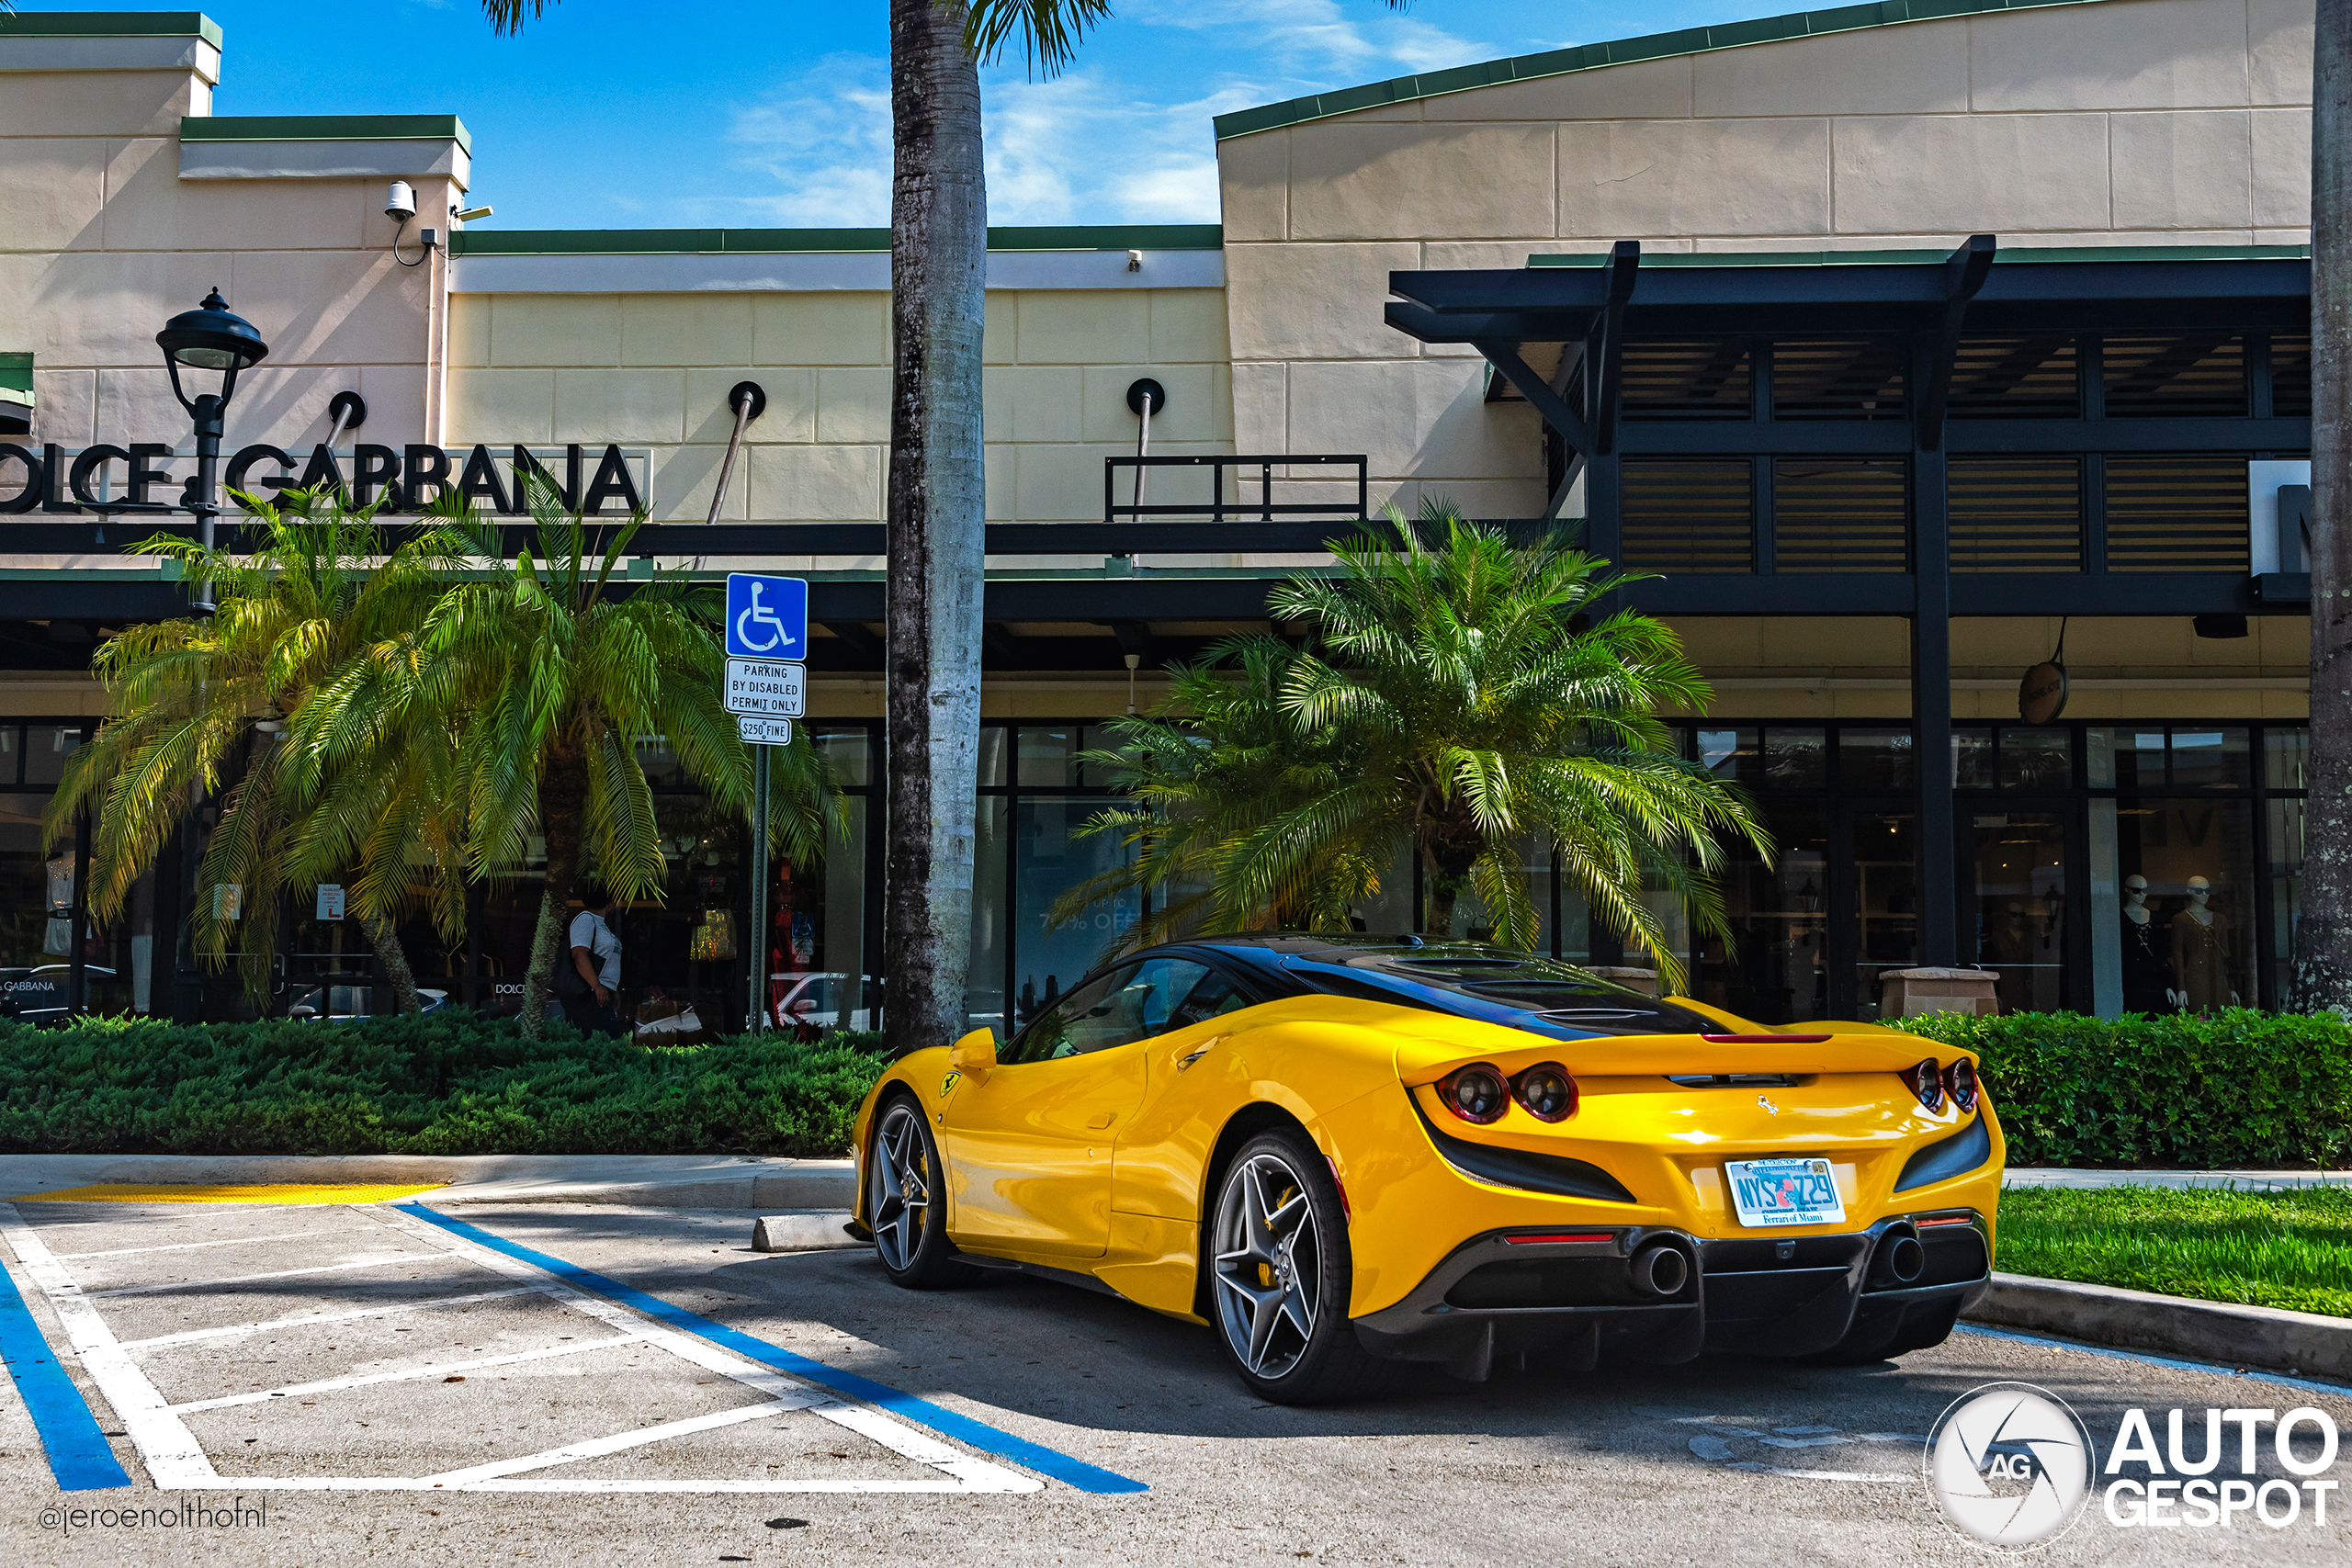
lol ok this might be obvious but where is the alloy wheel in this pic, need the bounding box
[870,1102,933,1272]
[1212,1152,1321,1380]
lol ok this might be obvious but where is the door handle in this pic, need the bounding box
[1176,1045,1213,1071]
[1085,1111,1114,1130]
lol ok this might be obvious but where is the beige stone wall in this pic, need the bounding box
[446,287,1233,527]
[1218,0,2315,517]
[0,65,447,458]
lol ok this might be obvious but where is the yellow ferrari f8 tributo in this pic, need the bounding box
[848,937,2002,1404]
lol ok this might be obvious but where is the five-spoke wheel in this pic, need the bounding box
[868,1098,975,1288]
[1208,1127,1392,1404]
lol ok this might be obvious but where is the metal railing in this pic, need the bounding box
[1103,453,1368,525]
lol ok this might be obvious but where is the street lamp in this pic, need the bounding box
[155,288,267,612]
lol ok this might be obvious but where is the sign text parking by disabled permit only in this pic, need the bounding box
[725,572,808,660]
[726,658,806,718]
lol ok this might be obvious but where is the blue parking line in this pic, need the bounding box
[397,1203,1148,1495]
[0,1254,131,1492]
[1954,1322,2352,1399]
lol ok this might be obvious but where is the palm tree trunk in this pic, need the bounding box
[2299,0,2352,1015]
[360,913,422,1016]
[521,742,587,1041]
[881,0,987,1054]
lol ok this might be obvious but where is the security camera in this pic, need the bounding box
[385,181,417,222]
[452,203,494,222]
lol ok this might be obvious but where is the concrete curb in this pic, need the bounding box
[752,1212,858,1252]
[432,1171,856,1209]
[0,1154,857,1211]
[1964,1271,2352,1382]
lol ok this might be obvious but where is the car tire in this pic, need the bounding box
[1207,1126,1396,1405]
[867,1096,978,1290]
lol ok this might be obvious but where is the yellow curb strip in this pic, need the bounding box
[9,1183,448,1205]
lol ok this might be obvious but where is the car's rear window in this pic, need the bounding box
[1274,945,1719,1039]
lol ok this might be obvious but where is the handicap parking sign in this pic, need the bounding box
[724,573,808,660]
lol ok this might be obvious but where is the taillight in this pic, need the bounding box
[1436,1063,1509,1123]
[1942,1058,1979,1113]
[1904,1058,1945,1111]
[1511,1062,1578,1122]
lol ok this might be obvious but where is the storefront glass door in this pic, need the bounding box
[1966,808,2072,1014]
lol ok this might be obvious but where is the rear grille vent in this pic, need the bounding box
[1949,336,2078,419]
[1622,459,1754,573]
[2101,333,2245,418]
[1622,340,1753,420]
[1950,457,2084,572]
[2105,457,2250,572]
[1666,1074,1804,1088]
[1770,339,1905,421]
[1772,458,1908,572]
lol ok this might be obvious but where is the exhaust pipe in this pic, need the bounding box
[1631,1242,1690,1298]
[1872,1225,1926,1287]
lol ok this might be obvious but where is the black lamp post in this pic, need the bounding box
[155,288,268,613]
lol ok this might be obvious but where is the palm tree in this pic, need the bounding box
[2298,0,2352,1012]
[1056,503,1771,989]
[43,489,450,1011]
[414,487,832,1039]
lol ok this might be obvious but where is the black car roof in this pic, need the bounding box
[1112,935,1720,1041]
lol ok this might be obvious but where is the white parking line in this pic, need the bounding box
[165,1332,650,1414]
[419,1397,813,1485]
[53,1231,323,1262]
[0,1204,220,1488]
[85,1252,437,1298]
[5,1201,1045,1495]
[116,1287,541,1349]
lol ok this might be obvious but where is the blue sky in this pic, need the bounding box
[28,0,1787,230]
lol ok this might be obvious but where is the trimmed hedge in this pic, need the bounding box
[1891,1009,2352,1170]
[0,1011,887,1157]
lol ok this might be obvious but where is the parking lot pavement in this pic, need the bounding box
[2,1199,2347,1567]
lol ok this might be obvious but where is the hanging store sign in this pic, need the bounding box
[0,442,650,517]
[2017,660,2069,724]
[724,658,806,718]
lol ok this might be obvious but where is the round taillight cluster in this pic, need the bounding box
[1436,1064,1508,1123]
[1435,1062,1578,1123]
[1943,1057,1980,1113]
[1512,1063,1578,1122]
[1904,1057,1945,1112]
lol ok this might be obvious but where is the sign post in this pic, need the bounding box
[724,573,807,1032]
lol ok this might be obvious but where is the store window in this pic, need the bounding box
[2088,797,2256,1014]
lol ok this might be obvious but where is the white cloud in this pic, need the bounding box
[703,4,1508,228]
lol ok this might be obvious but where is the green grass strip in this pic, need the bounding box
[1998,1184,2352,1320]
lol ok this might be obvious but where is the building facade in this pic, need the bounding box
[0,0,2319,1029]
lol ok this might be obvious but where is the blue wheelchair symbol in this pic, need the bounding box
[725,574,808,660]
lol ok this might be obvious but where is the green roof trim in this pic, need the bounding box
[1528,243,2313,267]
[180,115,472,153]
[0,11,221,46]
[0,352,31,407]
[449,223,1223,257]
[1214,0,2105,140]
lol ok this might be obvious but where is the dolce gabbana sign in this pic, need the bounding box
[0,441,649,517]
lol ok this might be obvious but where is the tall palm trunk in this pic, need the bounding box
[360,913,422,1016]
[882,0,987,1054]
[520,739,588,1041]
[2300,0,2352,1015]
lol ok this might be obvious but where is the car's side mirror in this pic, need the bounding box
[948,1027,998,1081]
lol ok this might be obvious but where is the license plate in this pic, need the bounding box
[1724,1156,1847,1228]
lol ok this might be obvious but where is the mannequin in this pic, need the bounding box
[2119,874,2175,1014]
[2168,874,2240,1011]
